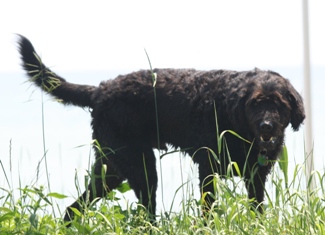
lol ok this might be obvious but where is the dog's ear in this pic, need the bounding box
[287,81,305,131]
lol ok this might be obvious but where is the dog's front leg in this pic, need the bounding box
[245,167,267,213]
[197,157,218,214]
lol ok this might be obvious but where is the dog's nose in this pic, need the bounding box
[260,121,273,132]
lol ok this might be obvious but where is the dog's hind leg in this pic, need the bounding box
[64,144,158,223]
[63,160,125,223]
[117,145,158,221]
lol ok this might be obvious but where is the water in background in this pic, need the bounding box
[0,66,324,215]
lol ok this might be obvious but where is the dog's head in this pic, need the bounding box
[227,69,305,153]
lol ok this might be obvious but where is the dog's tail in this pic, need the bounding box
[17,35,96,108]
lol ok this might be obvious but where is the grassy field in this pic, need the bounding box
[0,151,324,235]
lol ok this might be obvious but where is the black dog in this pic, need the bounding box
[18,35,305,221]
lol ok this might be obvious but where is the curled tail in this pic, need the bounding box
[18,35,96,108]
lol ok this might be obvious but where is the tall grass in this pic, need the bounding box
[1,153,324,234]
[0,106,324,234]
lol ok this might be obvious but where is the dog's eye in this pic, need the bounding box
[251,98,262,106]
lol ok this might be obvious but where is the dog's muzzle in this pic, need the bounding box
[258,120,277,150]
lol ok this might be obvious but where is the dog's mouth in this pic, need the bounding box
[260,135,273,142]
[258,135,277,150]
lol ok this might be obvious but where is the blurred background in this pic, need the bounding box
[0,1,324,215]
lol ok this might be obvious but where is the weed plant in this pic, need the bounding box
[1,137,324,234]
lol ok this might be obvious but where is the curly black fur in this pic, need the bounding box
[17,35,305,221]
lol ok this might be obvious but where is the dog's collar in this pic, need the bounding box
[258,154,269,166]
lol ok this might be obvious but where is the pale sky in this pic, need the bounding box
[0,0,324,73]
